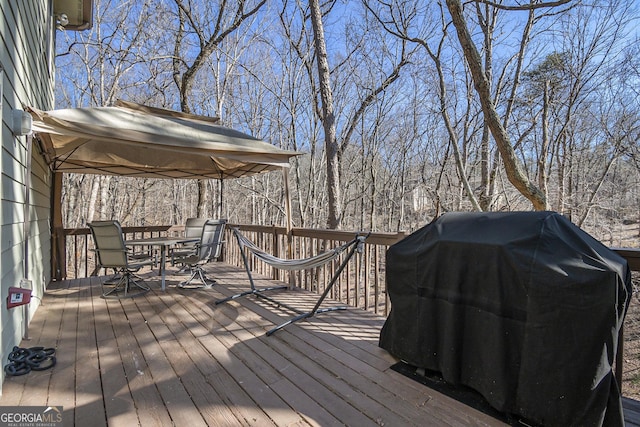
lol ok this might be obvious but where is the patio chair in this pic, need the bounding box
[174,219,227,289]
[88,220,155,299]
[171,217,208,269]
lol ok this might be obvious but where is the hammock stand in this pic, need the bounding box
[216,228,367,335]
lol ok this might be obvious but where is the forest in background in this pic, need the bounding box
[54,0,640,247]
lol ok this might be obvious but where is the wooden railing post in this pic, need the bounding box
[272,225,279,281]
[287,227,296,289]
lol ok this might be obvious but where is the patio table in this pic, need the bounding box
[125,236,199,291]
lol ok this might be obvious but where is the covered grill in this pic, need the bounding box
[380,211,632,426]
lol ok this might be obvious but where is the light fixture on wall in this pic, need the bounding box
[55,13,69,29]
[12,109,32,136]
[53,0,93,31]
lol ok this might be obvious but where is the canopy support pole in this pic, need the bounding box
[51,172,65,281]
[282,167,296,288]
[283,168,292,234]
[218,177,224,219]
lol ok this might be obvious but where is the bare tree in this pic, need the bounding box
[53,0,640,248]
[364,1,486,210]
[308,0,342,228]
[56,0,161,225]
[170,0,267,217]
[446,0,548,209]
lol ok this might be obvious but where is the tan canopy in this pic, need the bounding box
[28,100,300,179]
[29,101,300,281]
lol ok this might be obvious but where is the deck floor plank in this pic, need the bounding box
[212,280,500,426]
[73,277,107,427]
[139,289,250,426]
[112,295,177,427]
[95,280,145,427]
[152,289,310,426]
[123,295,208,427]
[0,262,582,426]
[150,288,290,425]
[212,320,344,427]
[19,280,69,409]
[624,398,640,426]
[185,294,366,427]
[48,276,80,424]
[208,296,435,426]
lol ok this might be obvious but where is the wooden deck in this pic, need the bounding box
[0,262,636,426]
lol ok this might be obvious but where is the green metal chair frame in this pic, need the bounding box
[88,220,155,299]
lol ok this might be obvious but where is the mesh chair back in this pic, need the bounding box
[197,219,227,262]
[88,220,127,267]
[185,218,208,239]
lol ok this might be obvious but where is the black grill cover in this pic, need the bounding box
[380,211,632,426]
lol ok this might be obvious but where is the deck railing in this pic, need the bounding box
[60,223,640,396]
[63,225,184,279]
[61,223,404,316]
[61,223,640,312]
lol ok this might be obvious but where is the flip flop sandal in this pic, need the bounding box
[40,348,56,356]
[4,362,31,376]
[28,355,56,371]
[8,347,32,362]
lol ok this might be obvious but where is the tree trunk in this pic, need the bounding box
[87,176,99,223]
[538,80,550,196]
[309,0,342,229]
[446,0,547,210]
[171,0,266,222]
[196,179,207,218]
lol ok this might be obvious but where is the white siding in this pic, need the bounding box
[0,0,54,393]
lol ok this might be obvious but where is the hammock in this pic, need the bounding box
[234,228,354,270]
[216,228,368,335]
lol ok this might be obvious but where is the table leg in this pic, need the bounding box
[160,245,167,291]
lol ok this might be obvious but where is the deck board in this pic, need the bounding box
[624,398,640,427]
[200,299,381,426]
[74,276,107,427]
[134,295,243,426]
[96,290,146,427]
[116,299,175,427]
[151,287,304,426]
[2,262,604,426]
[210,277,488,426]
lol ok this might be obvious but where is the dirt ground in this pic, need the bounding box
[622,272,640,399]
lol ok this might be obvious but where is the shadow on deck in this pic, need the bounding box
[0,262,637,426]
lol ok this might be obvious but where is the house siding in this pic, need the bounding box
[0,0,54,393]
